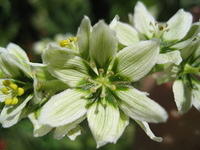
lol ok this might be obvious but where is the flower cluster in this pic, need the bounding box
[0,1,199,148]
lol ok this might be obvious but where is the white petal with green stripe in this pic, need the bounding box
[157,50,182,65]
[39,89,87,127]
[163,9,192,42]
[133,2,155,39]
[28,113,52,137]
[89,21,118,69]
[87,102,120,148]
[110,19,139,46]
[172,80,192,114]
[115,40,159,81]
[117,88,168,123]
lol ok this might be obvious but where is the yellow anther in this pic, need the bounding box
[9,83,18,90]
[17,88,25,96]
[11,97,19,105]
[3,80,11,86]
[1,87,9,94]
[59,39,70,47]
[4,98,13,105]
[69,37,77,42]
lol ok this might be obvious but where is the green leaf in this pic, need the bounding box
[77,16,91,59]
[117,88,168,123]
[114,40,159,81]
[89,21,118,69]
[172,80,192,114]
[163,9,192,42]
[38,89,87,127]
[133,2,155,39]
[87,102,120,148]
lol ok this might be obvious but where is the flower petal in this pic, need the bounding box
[45,55,90,87]
[89,21,118,69]
[42,43,76,68]
[172,80,192,114]
[135,120,163,142]
[39,89,87,127]
[28,113,52,137]
[114,112,129,142]
[87,102,120,148]
[77,16,91,59]
[156,50,182,65]
[133,2,155,39]
[191,82,200,111]
[67,125,82,141]
[114,40,159,81]
[1,112,22,128]
[0,50,24,78]
[117,88,168,123]
[163,9,192,41]
[110,18,139,46]
[54,116,85,140]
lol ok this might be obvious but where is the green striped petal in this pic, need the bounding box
[39,89,87,127]
[163,9,192,42]
[89,21,118,69]
[54,116,85,140]
[77,16,91,59]
[110,17,139,46]
[117,88,168,123]
[157,50,182,65]
[28,113,52,137]
[114,40,159,81]
[133,2,155,39]
[172,80,192,114]
[191,82,200,111]
[87,102,120,148]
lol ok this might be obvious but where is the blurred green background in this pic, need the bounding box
[0,0,200,150]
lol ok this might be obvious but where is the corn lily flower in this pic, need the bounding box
[38,17,168,148]
[110,1,193,66]
[0,43,34,128]
[172,33,200,114]
[0,43,67,128]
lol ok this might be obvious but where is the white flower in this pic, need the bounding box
[38,17,168,148]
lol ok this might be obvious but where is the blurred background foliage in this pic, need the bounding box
[0,0,200,150]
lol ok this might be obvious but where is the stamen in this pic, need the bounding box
[17,88,25,96]
[9,83,18,90]
[59,39,70,47]
[59,37,77,47]
[4,98,13,105]
[3,80,10,86]
[11,97,19,105]
[1,87,9,94]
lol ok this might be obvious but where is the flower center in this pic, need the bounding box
[149,22,169,38]
[59,37,78,49]
[0,80,25,106]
